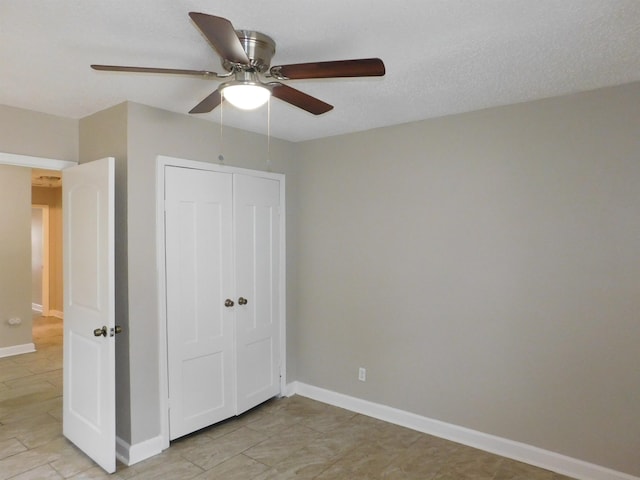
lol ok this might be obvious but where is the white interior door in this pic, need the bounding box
[165,166,235,439]
[62,157,115,473]
[234,174,281,414]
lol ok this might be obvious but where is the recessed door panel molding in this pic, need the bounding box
[68,331,102,429]
[175,200,198,345]
[197,201,226,340]
[241,337,274,398]
[182,353,226,419]
[158,156,285,443]
[67,184,101,311]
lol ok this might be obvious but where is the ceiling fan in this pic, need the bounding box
[91,12,386,115]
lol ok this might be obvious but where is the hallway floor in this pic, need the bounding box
[0,316,576,479]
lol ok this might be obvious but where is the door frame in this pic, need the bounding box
[155,155,287,449]
[0,152,76,171]
[0,153,76,319]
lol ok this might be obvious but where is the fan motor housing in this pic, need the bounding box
[223,30,276,73]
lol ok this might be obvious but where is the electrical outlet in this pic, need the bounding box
[358,367,366,382]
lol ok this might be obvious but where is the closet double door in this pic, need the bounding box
[164,165,282,440]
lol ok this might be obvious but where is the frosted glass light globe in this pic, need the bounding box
[222,84,270,110]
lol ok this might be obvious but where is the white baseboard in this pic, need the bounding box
[116,435,163,466]
[288,381,638,480]
[49,310,64,319]
[32,303,43,313]
[283,382,297,397]
[0,343,36,359]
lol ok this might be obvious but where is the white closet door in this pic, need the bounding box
[165,166,235,439]
[234,174,281,414]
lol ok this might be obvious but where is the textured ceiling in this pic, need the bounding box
[1,1,639,142]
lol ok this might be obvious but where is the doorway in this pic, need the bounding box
[0,152,75,345]
[31,168,64,320]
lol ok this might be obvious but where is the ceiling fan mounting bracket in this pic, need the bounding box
[269,66,288,81]
[222,30,276,73]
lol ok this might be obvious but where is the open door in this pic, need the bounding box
[62,157,116,473]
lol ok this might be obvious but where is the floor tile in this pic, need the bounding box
[8,463,64,480]
[244,423,322,466]
[192,453,272,479]
[1,315,579,480]
[0,437,28,460]
[176,426,268,470]
[494,459,555,479]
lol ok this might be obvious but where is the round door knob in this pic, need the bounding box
[238,297,248,305]
[93,326,107,337]
[224,299,234,307]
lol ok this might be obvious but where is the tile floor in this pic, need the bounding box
[0,316,577,479]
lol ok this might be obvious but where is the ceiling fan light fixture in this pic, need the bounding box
[90,13,385,116]
[221,83,271,110]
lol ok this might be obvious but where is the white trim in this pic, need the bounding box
[115,437,129,465]
[156,155,285,181]
[156,155,287,450]
[155,157,170,451]
[0,152,76,170]
[282,382,297,398]
[288,382,639,480]
[279,173,287,397]
[116,435,163,466]
[0,343,36,358]
[49,309,64,319]
[32,303,43,313]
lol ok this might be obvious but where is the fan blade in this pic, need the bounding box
[189,90,223,114]
[270,58,385,80]
[91,64,218,78]
[271,84,333,115]
[188,12,249,65]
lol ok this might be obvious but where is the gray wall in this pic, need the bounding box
[3,81,638,475]
[0,104,78,162]
[0,166,32,349]
[293,82,640,476]
[79,102,131,442]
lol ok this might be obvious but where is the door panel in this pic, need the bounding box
[165,166,235,439]
[234,174,281,414]
[63,157,115,473]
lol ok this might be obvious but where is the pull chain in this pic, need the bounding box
[267,97,272,172]
[218,95,225,163]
